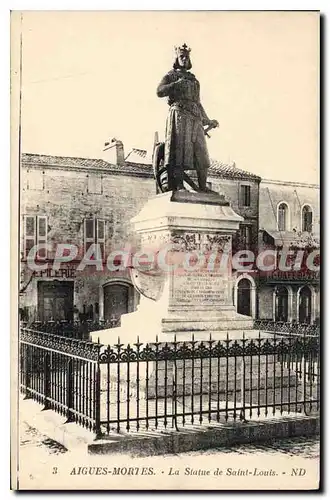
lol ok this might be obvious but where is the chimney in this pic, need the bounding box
[103,138,125,166]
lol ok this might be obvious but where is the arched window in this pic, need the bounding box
[277,203,289,231]
[302,205,313,233]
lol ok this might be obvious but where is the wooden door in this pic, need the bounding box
[38,281,74,322]
[237,279,251,316]
[103,284,129,325]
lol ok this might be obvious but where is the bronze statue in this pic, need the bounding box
[154,44,219,193]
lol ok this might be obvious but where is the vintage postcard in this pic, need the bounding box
[11,10,320,490]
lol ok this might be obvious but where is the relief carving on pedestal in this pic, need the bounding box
[171,232,231,252]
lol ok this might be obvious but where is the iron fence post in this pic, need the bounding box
[240,332,246,422]
[24,343,31,399]
[43,351,51,410]
[66,358,74,422]
[172,335,179,431]
[94,361,102,439]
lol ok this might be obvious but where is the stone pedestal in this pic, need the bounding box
[91,191,254,345]
[147,355,300,408]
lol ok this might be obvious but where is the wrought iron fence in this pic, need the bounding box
[20,319,118,340]
[254,320,319,337]
[20,328,320,439]
[20,328,102,434]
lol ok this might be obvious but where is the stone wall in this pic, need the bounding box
[258,285,274,320]
[259,180,320,234]
[21,166,155,257]
[20,164,154,321]
[209,176,260,252]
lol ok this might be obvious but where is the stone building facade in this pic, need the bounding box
[20,146,154,324]
[19,142,319,327]
[257,179,320,323]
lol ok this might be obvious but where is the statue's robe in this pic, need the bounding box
[157,69,211,190]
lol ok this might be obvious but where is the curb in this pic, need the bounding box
[20,398,319,457]
[20,399,95,451]
[88,415,319,456]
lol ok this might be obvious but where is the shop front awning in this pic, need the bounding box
[262,230,320,248]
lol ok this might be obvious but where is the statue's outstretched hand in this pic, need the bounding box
[208,119,219,129]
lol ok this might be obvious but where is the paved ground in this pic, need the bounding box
[184,436,320,459]
[17,421,320,490]
[20,420,319,460]
[19,421,67,459]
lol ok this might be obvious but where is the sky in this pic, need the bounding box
[17,11,319,183]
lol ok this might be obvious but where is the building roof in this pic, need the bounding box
[209,160,261,181]
[23,153,110,170]
[261,178,319,190]
[22,153,153,177]
[22,152,261,182]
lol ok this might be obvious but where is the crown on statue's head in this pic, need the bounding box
[175,43,191,56]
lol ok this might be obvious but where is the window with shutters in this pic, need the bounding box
[27,169,44,190]
[302,205,313,232]
[239,224,252,250]
[87,174,103,194]
[84,218,106,259]
[240,185,251,207]
[23,215,48,259]
[36,216,47,259]
[97,219,105,260]
[84,219,95,254]
[24,216,36,259]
